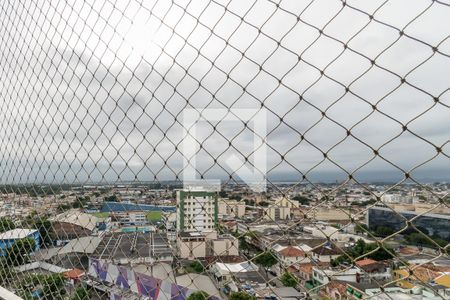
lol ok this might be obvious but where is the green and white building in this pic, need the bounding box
[176,190,218,233]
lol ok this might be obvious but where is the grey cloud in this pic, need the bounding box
[0,0,448,184]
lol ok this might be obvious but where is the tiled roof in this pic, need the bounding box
[279,246,305,257]
[355,258,378,267]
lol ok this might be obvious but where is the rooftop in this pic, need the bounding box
[0,228,38,240]
[312,244,342,256]
[58,236,102,255]
[50,210,99,231]
[14,261,69,274]
[176,273,220,296]
[214,261,259,275]
[355,258,378,267]
[234,270,268,284]
[64,268,85,279]
[92,232,172,262]
[279,246,305,257]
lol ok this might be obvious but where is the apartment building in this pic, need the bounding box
[217,198,246,218]
[176,190,218,233]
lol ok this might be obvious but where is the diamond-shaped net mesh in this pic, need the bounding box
[0,0,449,299]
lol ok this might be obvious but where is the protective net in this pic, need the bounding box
[0,0,449,299]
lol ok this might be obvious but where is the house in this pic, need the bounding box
[211,261,268,295]
[393,264,450,291]
[297,263,314,285]
[0,228,40,256]
[345,281,448,299]
[355,259,392,282]
[277,246,307,265]
[207,234,239,257]
[211,261,260,283]
[393,266,440,289]
[319,280,347,300]
[311,244,342,263]
[312,266,359,285]
[220,220,237,232]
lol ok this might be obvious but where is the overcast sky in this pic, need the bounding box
[0,0,448,184]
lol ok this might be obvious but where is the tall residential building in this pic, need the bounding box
[176,190,218,233]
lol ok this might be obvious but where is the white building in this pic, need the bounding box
[276,246,308,266]
[176,231,239,259]
[177,232,208,259]
[111,211,147,225]
[211,261,259,283]
[207,234,239,257]
[176,190,218,233]
[312,266,359,285]
[218,198,246,218]
[263,206,291,221]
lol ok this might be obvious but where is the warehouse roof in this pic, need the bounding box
[58,236,102,255]
[0,229,38,240]
[50,210,98,231]
[213,261,259,276]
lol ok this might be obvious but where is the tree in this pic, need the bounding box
[405,233,433,246]
[18,273,67,300]
[354,223,369,234]
[21,215,53,246]
[72,286,91,300]
[104,195,118,202]
[188,261,204,273]
[230,292,256,300]
[187,291,209,300]
[366,243,393,261]
[41,273,67,300]
[0,218,15,233]
[6,238,36,266]
[403,226,429,236]
[73,196,90,208]
[331,239,393,266]
[354,239,366,254]
[239,236,249,251]
[57,203,71,212]
[292,195,311,205]
[0,260,15,286]
[374,226,395,237]
[255,251,278,268]
[281,272,298,287]
[239,231,261,252]
[32,217,53,246]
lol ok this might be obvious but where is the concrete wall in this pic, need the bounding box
[177,239,206,259]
